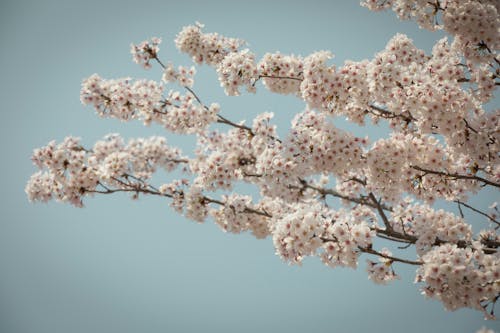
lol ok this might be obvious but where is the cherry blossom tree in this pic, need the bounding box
[25,0,499,319]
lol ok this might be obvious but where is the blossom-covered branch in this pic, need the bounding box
[27,0,499,320]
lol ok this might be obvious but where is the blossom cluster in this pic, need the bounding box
[284,110,366,178]
[442,1,500,63]
[270,202,326,265]
[217,49,258,96]
[80,74,219,133]
[366,133,481,203]
[300,52,371,124]
[391,202,472,255]
[320,206,376,269]
[27,137,96,207]
[366,248,400,285]
[361,0,500,63]
[179,24,499,187]
[26,135,186,207]
[190,127,257,191]
[159,91,220,134]
[162,63,196,88]
[174,22,243,66]
[131,37,161,69]
[210,193,269,239]
[80,74,163,122]
[257,52,303,95]
[416,243,500,319]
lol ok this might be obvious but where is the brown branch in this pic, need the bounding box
[478,41,500,67]
[367,104,415,123]
[455,200,500,227]
[217,114,255,133]
[319,235,421,265]
[359,246,423,266]
[369,193,394,232]
[152,55,166,70]
[298,179,393,212]
[376,232,411,244]
[184,85,208,110]
[252,74,303,87]
[412,165,500,189]
[457,200,465,218]
[87,186,171,198]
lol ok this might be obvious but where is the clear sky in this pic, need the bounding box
[0,0,498,332]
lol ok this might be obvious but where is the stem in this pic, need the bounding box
[153,55,166,70]
[457,200,465,218]
[184,85,209,110]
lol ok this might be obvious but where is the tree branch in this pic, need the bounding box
[359,246,423,265]
[367,104,415,123]
[369,192,394,232]
[412,165,500,189]
[455,200,500,227]
[298,179,393,212]
[252,74,303,87]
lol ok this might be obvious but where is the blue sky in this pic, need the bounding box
[0,0,498,332]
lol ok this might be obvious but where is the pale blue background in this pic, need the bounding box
[0,0,498,332]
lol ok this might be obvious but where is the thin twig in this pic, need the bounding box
[455,200,500,227]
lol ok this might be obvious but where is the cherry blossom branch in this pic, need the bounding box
[92,180,415,252]
[152,54,210,110]
[374,230,414,244]
[298,180,494,252]
[320,236,421,265]
[298,179,392,212]
[299,178,498,251]
[295,180,433,247]
[216,114,255,133]
[152,54,285,143]
[93,175,274,218]
[375,227,417,245]
[204,196,272,218]
[87,183,171,198]
[412,165,500,189]
[367,104,415,123]
[82,11,500,319]
[359,246,423,265]
[90,173,437,260]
